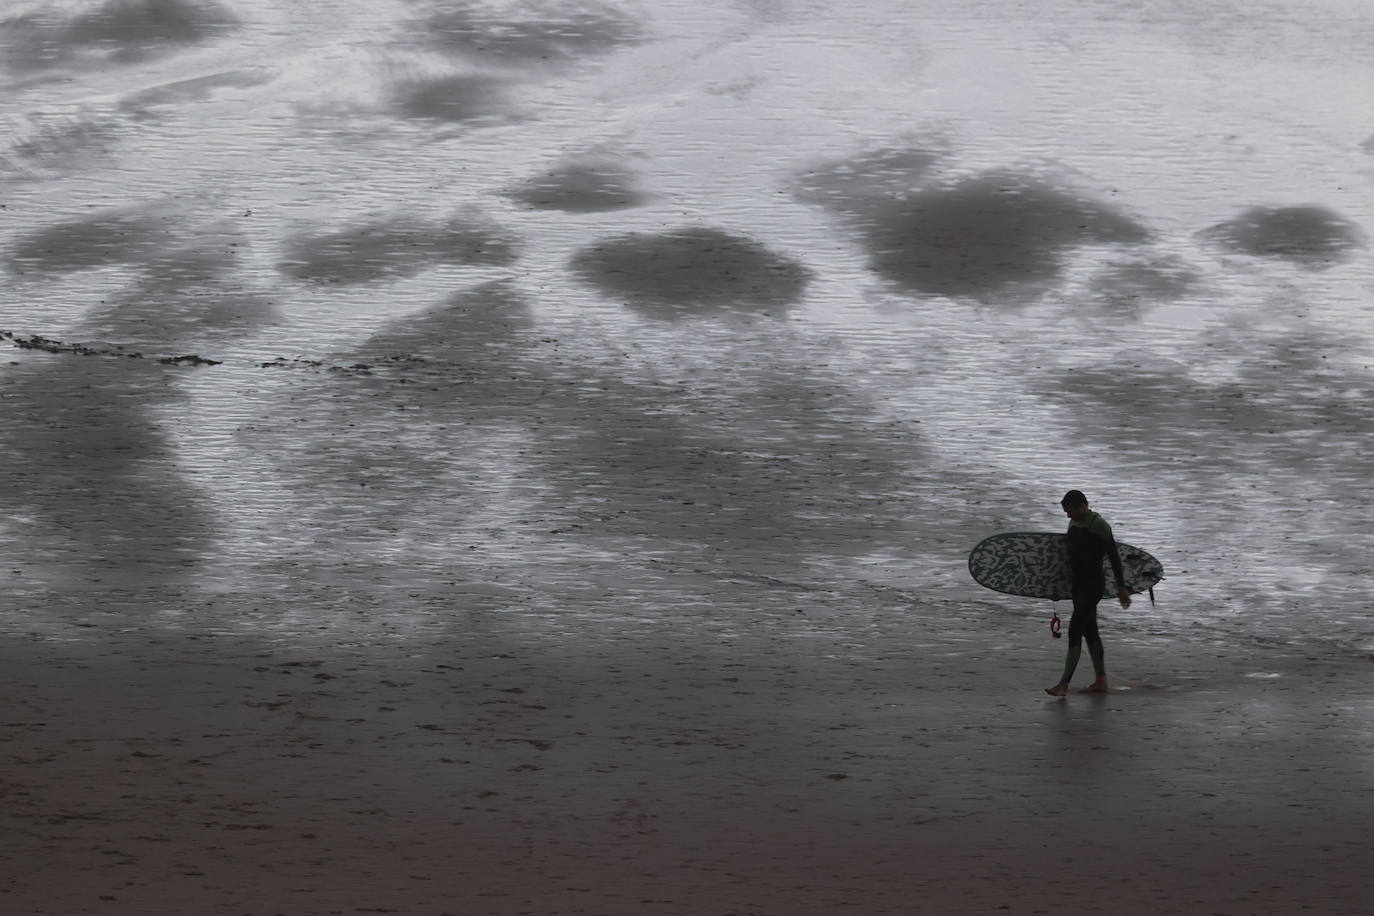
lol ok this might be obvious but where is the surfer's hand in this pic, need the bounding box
[1117,588,1132,608]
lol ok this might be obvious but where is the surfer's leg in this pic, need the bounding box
[1048,588,1095,692]
[1078,595,1109,692]
[1057,640,1082,685]
[1060,614,1085,682]
[1050,605,1087,690]
[1047,587,1100,695]
[1045,641,1080,695]
[1084,613,1106,678]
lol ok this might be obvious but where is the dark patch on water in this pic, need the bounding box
[1085,257,1201,312]
[358,278,537,370]
[792,153,1151,301]
[508,159,649,212]
[65,0,236,55]
[315,279,547,438]
[792,147,944,215]
[0,0,238,73]
[277,214,520,284]
[1196,205,1367,268]
[414,0,643,65]
[855,170,1150,301]
[78,250,280,349]
[268,280,540,415]
[568,227,811,319]
[389,73,520,123]
[6,211,178,274]
[1037,331,1373,481]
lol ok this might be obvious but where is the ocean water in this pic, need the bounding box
[2,0,1372,654]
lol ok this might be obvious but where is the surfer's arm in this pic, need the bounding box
[1107,541,1127,593]
[1093,517,1128,592]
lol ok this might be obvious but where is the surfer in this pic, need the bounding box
[1045,490,1131,696]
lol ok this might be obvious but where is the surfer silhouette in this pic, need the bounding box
[1045,490,1131,696]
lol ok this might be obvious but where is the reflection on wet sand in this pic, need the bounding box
[0,359,213,587]
[234,280,545,570]
[201,262,943,591]
[517,353,929,563]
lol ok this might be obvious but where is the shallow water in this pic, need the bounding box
[2,0,1373,654]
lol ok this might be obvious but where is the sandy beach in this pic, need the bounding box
[4,566,1372,915]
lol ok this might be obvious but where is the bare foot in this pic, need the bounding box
[1079,679,1110,693]
[1044,683,1069,696]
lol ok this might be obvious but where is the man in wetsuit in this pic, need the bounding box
[1045,490,1132,696]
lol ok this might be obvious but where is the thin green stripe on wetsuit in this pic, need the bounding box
[1061,510,1124,684]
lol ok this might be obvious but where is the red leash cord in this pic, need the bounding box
[1050,614,1062,638]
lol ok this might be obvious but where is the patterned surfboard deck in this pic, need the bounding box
[968,532,1164,600]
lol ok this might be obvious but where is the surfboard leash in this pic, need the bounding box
[1050,613,1062,638]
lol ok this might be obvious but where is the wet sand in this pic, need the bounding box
[4,572,1372,915]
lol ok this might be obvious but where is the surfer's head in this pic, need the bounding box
[1061,490,1090,520]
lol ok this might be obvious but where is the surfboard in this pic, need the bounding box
[968,532,1164,600]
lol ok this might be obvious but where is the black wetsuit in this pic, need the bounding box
[1061,511,1127,683]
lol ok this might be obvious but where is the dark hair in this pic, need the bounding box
[1060,489,1088,508]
